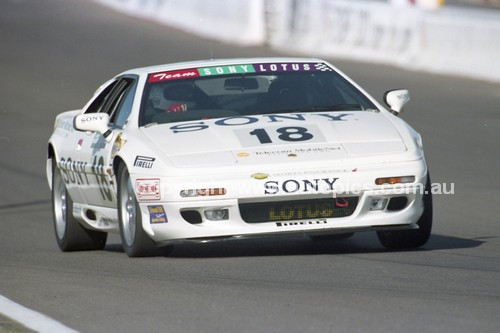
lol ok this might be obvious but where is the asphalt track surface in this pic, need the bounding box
[1,1,499,332]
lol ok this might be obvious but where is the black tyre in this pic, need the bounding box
[117,164,158,257]
[51,159,107,251]
[377,174,433,249]
[309,233,354,242]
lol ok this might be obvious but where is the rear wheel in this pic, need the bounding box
[377,174,433,249]
[51,159,107,251]
[117,164,158,257]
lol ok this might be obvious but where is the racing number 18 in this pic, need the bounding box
[250,127,313,144]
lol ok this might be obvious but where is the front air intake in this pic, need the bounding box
[239,197,358,223]
[387,196,408,211]
[181,210,202,224]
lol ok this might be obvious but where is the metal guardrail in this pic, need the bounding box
[386,0,500,9]
[447,0,500,8]
[93,0,500,82]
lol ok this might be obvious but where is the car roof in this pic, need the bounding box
[119,57,327,77]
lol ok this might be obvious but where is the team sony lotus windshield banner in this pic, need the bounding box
[148,62,333,82]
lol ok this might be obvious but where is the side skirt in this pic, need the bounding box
[71,202,119,232]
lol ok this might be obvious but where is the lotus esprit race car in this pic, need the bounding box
[47,57,432,257]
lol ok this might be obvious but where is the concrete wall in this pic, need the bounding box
[94,0,500,82]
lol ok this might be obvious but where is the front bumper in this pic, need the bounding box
[133,160,428,244]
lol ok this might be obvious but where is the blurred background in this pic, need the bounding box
[93,0,500,83]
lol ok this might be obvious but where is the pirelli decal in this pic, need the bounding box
[134,155,155,169]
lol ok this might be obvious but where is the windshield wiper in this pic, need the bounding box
[276,104,364,113]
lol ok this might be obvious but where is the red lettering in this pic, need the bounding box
[148,68,200,82]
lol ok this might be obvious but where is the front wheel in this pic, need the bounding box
[51,159,107,251]
[377,173,433,250]
[117,164,158,257]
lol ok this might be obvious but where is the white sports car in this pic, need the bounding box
[47,57,432,257]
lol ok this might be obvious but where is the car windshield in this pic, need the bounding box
[139,62,377,126]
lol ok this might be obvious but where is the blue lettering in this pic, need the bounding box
[282,179,300,193]
[264,181,279,195]
[266,114,306,123]
[214,116,259,126]
[316,113,350,121]
[303,179,319,192]
[170,122,208,133]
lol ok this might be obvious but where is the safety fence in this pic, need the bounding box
[94,0,500,82]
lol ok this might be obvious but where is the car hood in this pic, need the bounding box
[140,111,407,168]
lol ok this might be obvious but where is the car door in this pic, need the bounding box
[78,76,138,208]
[56,79,118,206]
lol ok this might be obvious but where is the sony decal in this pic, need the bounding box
[264,178,339,195]
[79,114,107,123]
[149,62,332,83]
[170,113,351,133]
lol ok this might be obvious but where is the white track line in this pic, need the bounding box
[0,295,79,333]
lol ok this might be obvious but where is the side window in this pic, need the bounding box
[112,80,138,128]
[91,77,137,128]
[102,79,129,118]
[84,80,118,114]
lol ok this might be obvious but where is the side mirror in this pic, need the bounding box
[384,89,410,115]
[74,113,113,141]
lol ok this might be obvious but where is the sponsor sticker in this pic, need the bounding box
[268,202,334,221]
[252,146,343,157]
[112,133,126,157]
[253,63,314,73]
[251,173,269,180]
[199,64,255,76]
[170,113,353,134]
[134,155,155,169]
[135,178,161,200]
[148,205,168,224]
[148,63,333,82]
[148,68,200,83]
[264,178,339,195]
[77,139,83,150]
